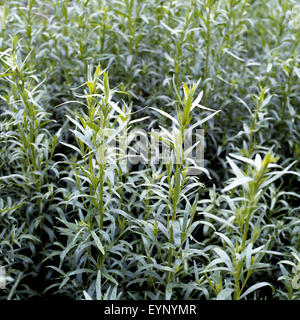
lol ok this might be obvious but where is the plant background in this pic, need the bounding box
[0,0,299,300]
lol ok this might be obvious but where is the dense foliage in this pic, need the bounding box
[0,0,299,300]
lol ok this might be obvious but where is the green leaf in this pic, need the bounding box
[91,231,105,255]
[239,282,272,300]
